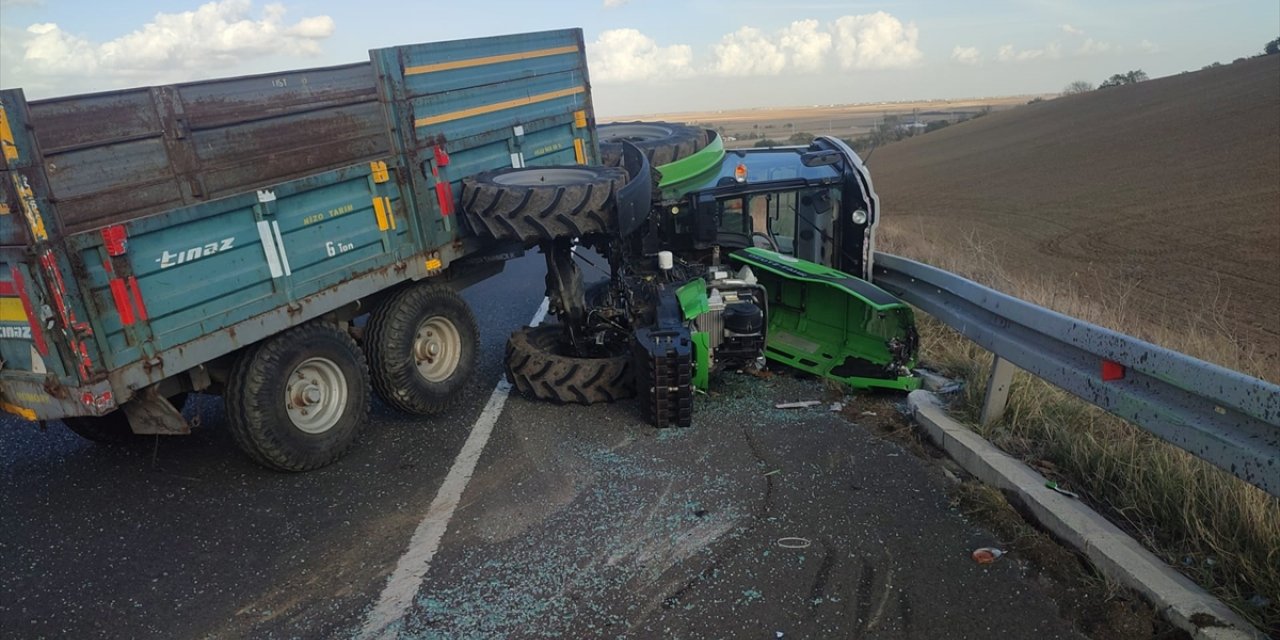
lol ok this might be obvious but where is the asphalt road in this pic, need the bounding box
[2,250,1090,639]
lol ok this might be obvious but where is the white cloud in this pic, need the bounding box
[1061,24,1085,36]
[587,28,693,82]
[951,45,981,65]
[832,12,922,69]
[602,0,630,7]
[778,19,833,73]
[710,26,787,76]
[1077,37,1114,55]
[10,0,333,85]
[592,12,919,82]
[1139,39,1160,53]
[996,42,1061,62]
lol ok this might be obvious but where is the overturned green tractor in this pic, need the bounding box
[461,122,919,427]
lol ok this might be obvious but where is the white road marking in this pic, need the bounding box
[358,297,550,640]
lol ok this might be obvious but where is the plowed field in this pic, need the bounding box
[870,56,1280,377]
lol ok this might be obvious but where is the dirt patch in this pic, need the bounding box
[868,56,1280,380]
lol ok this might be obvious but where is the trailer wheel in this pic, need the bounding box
[225,322,371,472]
[62,393,189,444]
[598,122,709,168]
[505,323,633,404]
[461,166,628,245]
[366,283,479,415]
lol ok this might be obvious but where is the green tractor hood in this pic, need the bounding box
[731,248,920,391]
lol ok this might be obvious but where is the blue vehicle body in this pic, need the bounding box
[0,29,597,423]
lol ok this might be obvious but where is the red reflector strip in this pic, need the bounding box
[433,145,450,167]
[101,225,128,256]
[128,277,147,322]
[109,278,135,326]
[10,267,47,356]
[435,181,454,216]
[1101,359,1125,382]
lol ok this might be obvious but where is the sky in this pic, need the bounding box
[0,0,1276,115]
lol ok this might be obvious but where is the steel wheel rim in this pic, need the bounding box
[415,316,461,382]
[285,357,347,434]
[491,168,599,186]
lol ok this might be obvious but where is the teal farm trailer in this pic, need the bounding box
[0,29,604,470]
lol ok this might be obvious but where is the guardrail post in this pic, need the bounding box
[980,355,1017,426]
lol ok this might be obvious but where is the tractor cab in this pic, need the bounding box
[657,135,879,280]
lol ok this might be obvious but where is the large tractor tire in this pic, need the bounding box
[461,166,628,245]
[225,322,371,472]
[598,122,709,168]
[505,324,632,405]
[62,393,189,444]
[365,283,479,415]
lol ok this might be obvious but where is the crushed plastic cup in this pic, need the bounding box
[971,547,1005,564]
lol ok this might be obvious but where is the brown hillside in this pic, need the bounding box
[871,55,1280,378]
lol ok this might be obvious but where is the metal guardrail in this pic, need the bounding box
[872,253,1280,496]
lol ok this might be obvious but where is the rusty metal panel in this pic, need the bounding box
[191,101,390,198]
[175,63,376,128]
[25,88,161,154]
[25,62,387,235]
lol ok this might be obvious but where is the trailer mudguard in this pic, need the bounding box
[731,247,919,391]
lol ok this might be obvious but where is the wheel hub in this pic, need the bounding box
[284,357,347,434]
[414,317,462,382]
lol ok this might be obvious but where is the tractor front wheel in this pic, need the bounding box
[505,323,632,405]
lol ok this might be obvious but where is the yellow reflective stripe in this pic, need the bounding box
[0,298,26,322]
[369,161,389,184]
[415,86,585,128]
[573,138,585,165]
[573,110,587,128]
[404,45,578,76]
[372,196,390,231]
[11,174,48,242]
[0,102,18,162]
[1,401,36,421]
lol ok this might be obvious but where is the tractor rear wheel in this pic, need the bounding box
[598,121,709,168]
[505,323,632,404]
[461,166,628,245]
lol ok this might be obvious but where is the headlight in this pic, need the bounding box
[851,209,868,225]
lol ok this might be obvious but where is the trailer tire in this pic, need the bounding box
[462,166,628,245]
[62,393,189,444]
[225,322,371,472]
[366,283,478,415]
[598,122,709,168]
[505,323,633,405]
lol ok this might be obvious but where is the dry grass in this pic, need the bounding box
[877,224,1280,633]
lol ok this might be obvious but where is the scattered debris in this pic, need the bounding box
[828,402,844,412]
[777,537,811,549]
[860,411,878,417]
[762,469,781,477]
[936,381,965,394]
[775,400,822,409]
[915,369,955,392]
[776,632,785,639]
[1044,481,1079,499]
[971,547,1006,564]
